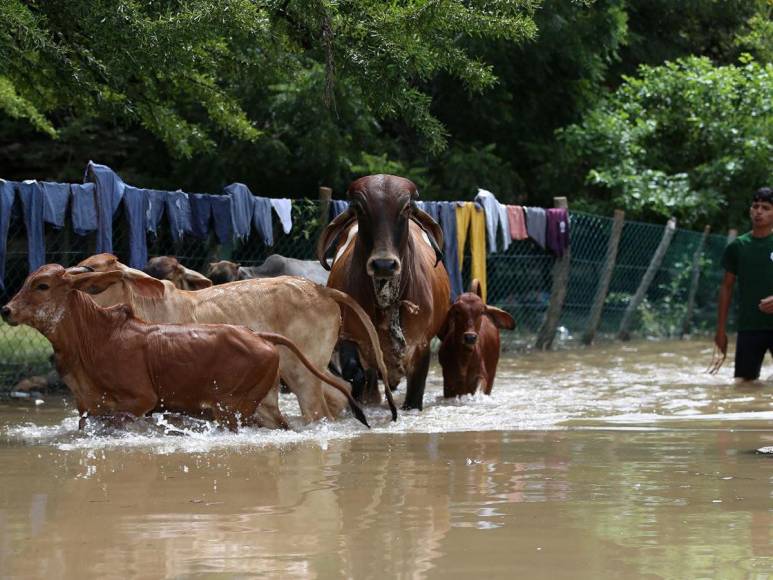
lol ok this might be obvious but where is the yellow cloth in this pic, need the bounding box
[456,202,488,302]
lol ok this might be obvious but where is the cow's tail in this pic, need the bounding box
[321,287,398,422]
[256,332,370,429]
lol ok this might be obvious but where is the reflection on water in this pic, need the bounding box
[1,339,773,578]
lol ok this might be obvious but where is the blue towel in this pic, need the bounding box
[224,183,254,242]
[40,182,69,228]
[437,201,463,300]
[330,200,349,219]
[165,190,192,242]
[17,181,45,272]
[0,180,16,290]
[70,183,97,235]
[146,189,166,236]
[123,186,150,269]
[252,197,273,246]
[416,200,440,222]
[85,161,125,254]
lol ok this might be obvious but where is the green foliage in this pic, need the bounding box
[560,56,773,229]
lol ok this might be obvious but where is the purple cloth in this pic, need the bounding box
[546,208,570,257]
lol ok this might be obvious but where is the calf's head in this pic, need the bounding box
[440,280,515,349]
[317,175,444,302]
[1,264,123,335]
[207,260,240,285]
[144,256,212,290]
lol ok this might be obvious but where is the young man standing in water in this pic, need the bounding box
[715,187,773,381]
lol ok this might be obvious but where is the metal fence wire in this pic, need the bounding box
[0,200,732,388]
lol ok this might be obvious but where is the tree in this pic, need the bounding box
[558,56,773,229]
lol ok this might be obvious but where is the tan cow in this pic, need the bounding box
[73,253,392,426]
[1,264,368,431]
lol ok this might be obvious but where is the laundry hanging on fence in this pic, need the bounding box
[225,183,255,242]
[524,206,547,249]
[165,190,192,243]
[270,198,293,234]
[123,186,151,269]
[85,161,125,255]
[437,201,463,300]
[456,201,488,302]
[546,207,570,257]
[189,193,233,245]
[70,183,97,235]
[506,205,528,240]
[474,188,510,253]
[252,197,274,246]
[0,180,15,290]
[17,180,69,272]
[330,200,349,220]
[145,189,166,236]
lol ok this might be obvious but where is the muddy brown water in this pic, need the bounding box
[1,339,773,579]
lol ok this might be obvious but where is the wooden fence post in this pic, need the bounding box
[617,217,677,341]
[680,225,711,338]
[319,186,332,226]
[535,197,570,350]
[582,209,625,345]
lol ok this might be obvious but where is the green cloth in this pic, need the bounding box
[722,232,773,330]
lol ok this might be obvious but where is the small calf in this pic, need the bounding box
[438,280,515,398]
[1,264,368,431]
[144,256,212,290]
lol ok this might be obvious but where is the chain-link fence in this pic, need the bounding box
[0,197,731,388]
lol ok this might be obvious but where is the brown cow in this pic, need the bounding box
[73,253,393,425]
[438,280,515,398]
[317,174,451,411]
[0,264,368,431]
[143,256,212,290]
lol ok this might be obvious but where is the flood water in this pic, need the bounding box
[2,339,773,579]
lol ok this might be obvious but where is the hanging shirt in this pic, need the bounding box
[271,198,293,234]
[506,205,528,240]
[546,207,570,257]
[456,201,488,302]
[474,188,502,253]
[330,200,349,220]
[0,180,16,290]
[165,190,192,242]
[40,182,69,228]
[145,190,166,236]
[224,183,254,242]
[525,206,547,249]
[252,197,274,246]
[437,201,463,300]
[70,183,97,235]
[85,161,125,254]
[497,202,511,252]
[122,186,150,269]
[17,181,45,272]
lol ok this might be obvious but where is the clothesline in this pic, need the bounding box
[0,162,570,298]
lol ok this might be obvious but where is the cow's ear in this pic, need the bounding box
[67,270,124,295]
[485,306,515,330]
[316,207,355,271]
[182,267,213,290]
[438,310,453,340]
[411,208,444,266]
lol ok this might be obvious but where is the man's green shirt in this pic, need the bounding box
[722,232,773,331]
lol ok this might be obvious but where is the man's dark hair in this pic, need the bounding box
[753,187,773,204]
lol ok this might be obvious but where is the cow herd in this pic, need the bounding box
[1,175,514,432]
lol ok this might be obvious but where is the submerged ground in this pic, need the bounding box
[1,339,772,578]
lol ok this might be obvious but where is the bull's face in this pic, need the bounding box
[316,175,445,307]
[348,177,415,280]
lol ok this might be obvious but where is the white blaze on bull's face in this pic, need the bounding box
[1,265,71,336]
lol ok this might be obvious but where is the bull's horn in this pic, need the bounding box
[316,206,355,271]
[65,265,95,274]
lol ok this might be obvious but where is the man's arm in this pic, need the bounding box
[715,271,736,354]
[759,296,773,314]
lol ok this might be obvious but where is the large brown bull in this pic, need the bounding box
[317,175,451,410]
[72,253,392,426]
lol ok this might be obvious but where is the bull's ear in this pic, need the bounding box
[410,208,444,267]
[485,306,515,330]
[76,253,120,272]
[316,207,355,271]
[182,267,213,290]
[67,270,124,295]
[470,279,482,298]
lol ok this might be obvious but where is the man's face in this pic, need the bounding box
[750,200,773,230]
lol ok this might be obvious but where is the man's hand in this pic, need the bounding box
[714,331,728,355]
[760,296,773,314]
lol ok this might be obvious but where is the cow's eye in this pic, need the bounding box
[35,283,49,291]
